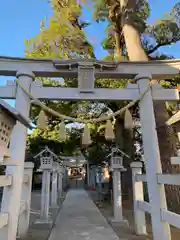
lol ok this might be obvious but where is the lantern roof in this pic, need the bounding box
[106,147,129,159]
[34,146,64,167]
[0,99,32,129]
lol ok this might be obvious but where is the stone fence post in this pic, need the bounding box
[58,167,63,198]
[130,162,147,235]
[17,162,34,238]
[51,163,58,208]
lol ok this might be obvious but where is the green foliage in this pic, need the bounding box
[95,0,179,58]
[146,8,180,52]
[102,34,115,51]
[92,0,150,31]
[25,0,96,158]
[24,0,114,165]
[27,126,81,156]
[25,0,180,166]
[25,0,95,59]
[85,143,110,165]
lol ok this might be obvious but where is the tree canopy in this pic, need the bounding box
[25,0,180,169]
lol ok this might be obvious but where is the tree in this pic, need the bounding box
[25,1,114,167]
[120,0,180,213]
[90,0,149,198]
[27,127,81,153]
[93,0,179,60]
[92,0,180,210]
[25,0,91,131]
[25,0,180,210]
[25,0,95,59]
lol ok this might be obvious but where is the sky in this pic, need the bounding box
[0,0,179,60]
[0,0,179,108]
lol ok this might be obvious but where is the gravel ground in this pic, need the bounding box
[18,190,67,240]
[88,190,180,240]
[2,184,180,240]
[88,190,151,240]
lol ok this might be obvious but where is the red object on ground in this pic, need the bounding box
[91,184,95,191]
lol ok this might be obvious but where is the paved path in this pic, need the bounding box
[48,189,120,240]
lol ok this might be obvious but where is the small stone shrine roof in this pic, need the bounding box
[0,99,32,129]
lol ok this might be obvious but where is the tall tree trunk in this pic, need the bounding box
[123,24,148,61]
[153,100,180,212]
[120,0,180,213]
[113,22,134,201]
[114,22,124,60]
[122,127,134,201]
[115,116,124,149]
[114,32,123,59]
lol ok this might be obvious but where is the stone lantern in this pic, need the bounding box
[40,151,53,170]
[111,156,123,169]
[34,147,63,226]
[34,147,55,226]
[107,147,128,225]
[0,99,32,161]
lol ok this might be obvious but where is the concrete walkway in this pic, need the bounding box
[48,189,120,240]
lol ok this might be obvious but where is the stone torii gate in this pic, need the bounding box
[0,56,180,239]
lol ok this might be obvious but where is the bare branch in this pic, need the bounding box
[147,38,180,54]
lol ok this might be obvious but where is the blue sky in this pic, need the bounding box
[0,0,179,108]
[0,0,179,60]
